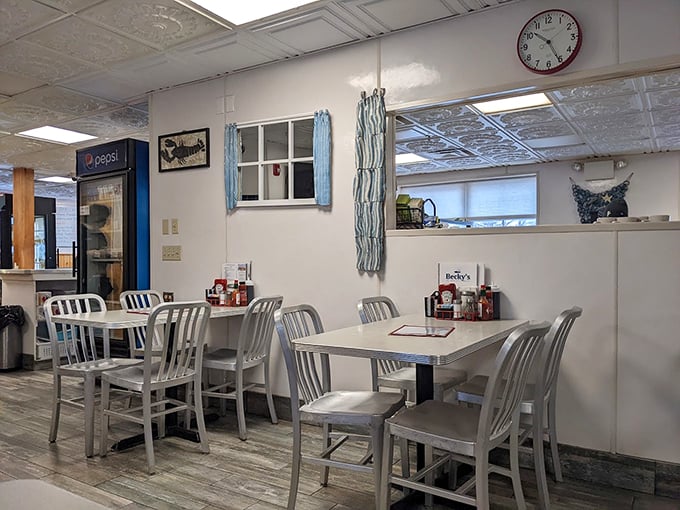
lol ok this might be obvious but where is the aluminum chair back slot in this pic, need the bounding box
[542,306,582,403]
[44,293,105,366]
[358,296,405,384]
[480,322,551,446]
[275,304,329,405]
[238,296,284,365]
[120,290,163,355]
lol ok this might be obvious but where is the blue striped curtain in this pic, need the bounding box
[313,110,331,206]
[353,89,386,272]
[224,123,238,210]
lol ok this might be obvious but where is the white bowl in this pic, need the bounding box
[618,217,640,223]
[649,215,670,222]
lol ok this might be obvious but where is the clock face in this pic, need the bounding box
[517,9,582,75]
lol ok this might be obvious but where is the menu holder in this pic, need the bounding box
[389,325,454,338]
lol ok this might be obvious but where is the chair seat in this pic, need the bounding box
[386,399,482,458]
[203,348,263,370]
[59,357,142,376]
[102,362,195,391]
[301,391,405,426]
[456,375,537,414]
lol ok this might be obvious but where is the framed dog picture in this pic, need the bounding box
[158,128,210,172]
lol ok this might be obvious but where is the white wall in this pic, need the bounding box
[149,0,680,460]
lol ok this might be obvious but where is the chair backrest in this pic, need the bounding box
[357,296,403,387]
[478,321,551,448]
[274,304,330,408]
[143,301,211,384]
[541,306,582,401]
[44,293,107,367]
[120,290,163,354]
[237,295,284,365]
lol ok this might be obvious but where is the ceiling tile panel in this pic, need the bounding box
[575,112,647,134]
[7,145,76,175]
[13,86,120,116]
[538,145,595,159]
[110,54,209,94]
[592,139,653,155]
[0,135,60,159]
[651,107,680,125]
[437,156,491,169]
[434,117,488,135]
[550,78,636,102]
[652,123,680,138]
[648,88,680,109]
[396,161,446,174]
[24,16,157,65]
[78,0,223,50]
[0,41,99,83]
[657,136,680,151]
[57,107,148,138]
[0,0,63,44]
[61,71,147,103]
[0,70,46,96]
[490,106,562,128]
[171,33,278,75]
[643,69,680,90]
[508,121,575,140]
[0,100,72,128]
[404,105,472,124]
[342,0,454,31]
[560,94,643,118]
[37,0,103,13]
[256,10,363,54]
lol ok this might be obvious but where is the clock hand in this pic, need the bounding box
[548,41,559,59]
[533,32,549,42]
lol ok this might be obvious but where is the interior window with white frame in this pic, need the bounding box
[237,116,315,205]
[398,175,537,227]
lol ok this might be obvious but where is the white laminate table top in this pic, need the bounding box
[49,305,246,328]
[292,314,528,366]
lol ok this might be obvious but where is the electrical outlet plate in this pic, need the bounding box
[162,219,169,235]
[162,245,182,261]
[171,218,179,235]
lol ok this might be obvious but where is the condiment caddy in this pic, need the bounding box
[426,283,500,321]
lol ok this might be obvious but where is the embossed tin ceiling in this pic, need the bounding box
[0,0,520,198]
[395,68,680,175]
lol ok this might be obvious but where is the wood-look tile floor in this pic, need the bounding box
[0,370,678,510]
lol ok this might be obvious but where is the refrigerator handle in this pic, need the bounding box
[72,240,77,278]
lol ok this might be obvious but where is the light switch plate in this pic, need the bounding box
[162,245,182,261]
[171,218,179,235]
[162,219,169,235]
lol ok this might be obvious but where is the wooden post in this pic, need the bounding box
[13,167,35,269]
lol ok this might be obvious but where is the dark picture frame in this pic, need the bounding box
[158,128,210,172]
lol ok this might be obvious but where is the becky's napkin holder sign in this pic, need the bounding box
[438,262,484,287]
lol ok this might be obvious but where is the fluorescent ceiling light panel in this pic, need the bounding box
[396,153,428,164]
[38,176,74,183]
[472,93,552,114]
[17,126,96,144]
[190,0,317,24]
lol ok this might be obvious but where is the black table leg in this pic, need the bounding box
[414,364,434,469]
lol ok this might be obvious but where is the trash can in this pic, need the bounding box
[0,305,25,370]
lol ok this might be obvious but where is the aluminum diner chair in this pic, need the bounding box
[379,322,551,510]
[202,295,282,440]
[453,306,582,507]
[100,301,211,474]
[120,290,163,358]
[357,296,467,401]
[44,293,142,458]
[275,304,406,510]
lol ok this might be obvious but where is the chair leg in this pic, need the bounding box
[83,373,96,458]
[371,421,385,510]
[379,423,395,510]
[399,437,410,479]
[424,444,434,508]
[475,455,490,510]
[236,370,247,441]
[288,417,302,510]
[157,389,166,439]
[548,400,563,482]
[264,359,278,424]
[533,407,551,509]
[100,379,111,457]
[142,390,156,475]
[510,418,527,510]
[193,377,210,454]
[320,423,331,486]
[49,373,61,443]
[184,382,192,428]
[220,371,228,416]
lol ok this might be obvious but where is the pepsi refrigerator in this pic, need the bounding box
[75,139,149,316]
